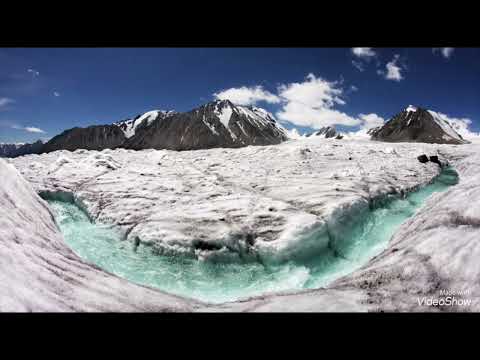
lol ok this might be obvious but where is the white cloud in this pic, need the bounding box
[351,48,377,72]
[275,73,360,128]
[341,113,385,139]
[277,102,360,128]
[285,127,305,139]
[379,55,404,81]
[213,85,280,105]
[358,113,385,129]
[0,98,15,110]
[24,127,46,133]
[278,73,346,108]
[351,48,376,58]
[27,68,40,76]
[212,73,382,131]
[351,60,364,72]
[53,91,60,97]
[433,48,454,59]
[11,124,46,134]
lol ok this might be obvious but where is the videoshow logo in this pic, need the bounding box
[417,289,475,308]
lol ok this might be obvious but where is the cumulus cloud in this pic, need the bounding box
[351,48,376,58]
[358,113,385,129]
[433,48,454,59]
[277,102,360,128]
[341,113,385,139]
[278,73,345,108]
[0,97,15,109]
[213,85,280,106]
[276,73,360,128]
[378,55,404,81]
[213,73,384,130]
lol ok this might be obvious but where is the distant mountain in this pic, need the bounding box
[306,126,338,139]
[370,105,470,144]
[42,125,126,153]
[0,140,44,158]
[122,100,288,151]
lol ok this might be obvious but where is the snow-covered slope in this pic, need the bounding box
[428,110,466,143]
[0,158,201,311]
[114,110,176,138]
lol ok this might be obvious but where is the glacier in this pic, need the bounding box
[2,137,480,311]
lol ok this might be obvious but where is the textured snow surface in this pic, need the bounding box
[11,138,448,263]
[4,138,480,311]
[0,159,201,312]
[406,105,417,113]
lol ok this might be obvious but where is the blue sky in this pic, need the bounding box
[1,47,479,143]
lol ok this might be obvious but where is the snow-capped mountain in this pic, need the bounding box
[114,110,176,138]
[123,100,288,151]
[307,126,338,139]
[0,140,44,158]
[370,105,470,144]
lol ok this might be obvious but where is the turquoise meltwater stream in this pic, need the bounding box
[45,167,458,304]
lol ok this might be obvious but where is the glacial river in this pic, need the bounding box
[46,167,458,303]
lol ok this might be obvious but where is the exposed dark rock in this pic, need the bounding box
[335,134,343,139]
[371,106,469,145]
[300,147,311,155]
[193,240,223,251]
[367,126,382,137]
[418,154,429,163]
[42,125,126,153]
[429,156,442,167]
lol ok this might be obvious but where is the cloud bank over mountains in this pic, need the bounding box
[214,73,383,131]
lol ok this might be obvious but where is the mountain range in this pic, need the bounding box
[0,140,44,158]
[0,102,470,158]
